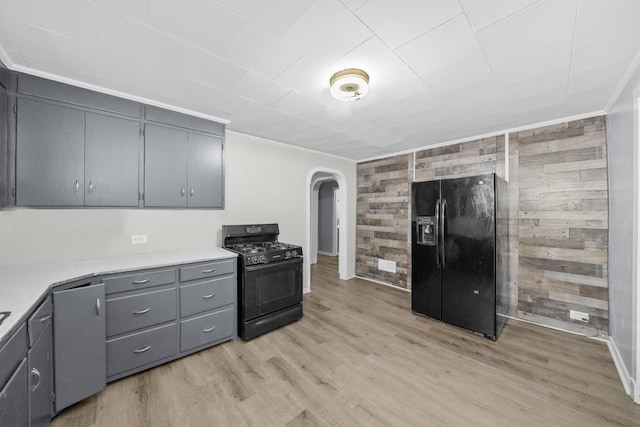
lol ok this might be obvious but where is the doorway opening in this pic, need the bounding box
[306,169,349,293]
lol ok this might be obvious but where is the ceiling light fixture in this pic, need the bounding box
[329,68,369,102]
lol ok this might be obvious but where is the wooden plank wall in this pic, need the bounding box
[512,116,608,335]
[356,154,412,289]
[414,135,504,182]
[355,116,609,337]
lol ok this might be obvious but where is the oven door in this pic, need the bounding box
[242,257,302,321]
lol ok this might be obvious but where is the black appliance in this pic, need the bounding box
[222,224,303,340]
[411,173,509,340]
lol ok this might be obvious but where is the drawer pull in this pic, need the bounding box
[203,325,216,333]
[38,313,51,323]
[132,279,150,285]
[202,268,216,273]
[202,293,216,299]
[133,308,151,315]
[134,346,152,353]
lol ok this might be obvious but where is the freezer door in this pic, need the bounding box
[411,181,442,320]
[441,174,496,336]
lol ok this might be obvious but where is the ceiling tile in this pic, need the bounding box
[216,0,313,36]
[0,16,62,65]
[476,0,577,63]
[222,21,303,79]
[275,55,327,97]
[272,91,325,119]
[570,23,640,74]
[460,0,540,32]
[177,45,248,89]
[574,0,640,47]
[91,0,150,23]
[281,0,373,63]
[231,72,291,105]
[395,14,481,76]
[569,57,630,95]
[356,0,463,49]
[421,51,494,95]
[54,35,112,81]
[501,68,568,104]
[146,0,245,56]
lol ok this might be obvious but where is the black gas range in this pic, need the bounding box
[222,224,303,340]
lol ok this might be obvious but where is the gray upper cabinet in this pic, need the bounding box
[187,132,223,208]
[0,71,8,207]
[53,283,106,412]
[144,124,188,207]
[144,124,223,208]
[16,98,141,207]
[85,113,140,207]
[16,98,85,207]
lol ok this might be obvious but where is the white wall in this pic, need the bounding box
[607,58,640,401]
[0,131,357,286]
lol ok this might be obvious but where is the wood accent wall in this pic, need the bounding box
[356,154,412,289]
[355,115,609,337]
[512,116,608,335]
[415,135,505,182]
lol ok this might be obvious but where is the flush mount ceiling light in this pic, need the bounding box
[329,68,369,102]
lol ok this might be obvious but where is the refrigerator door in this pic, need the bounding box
[441,174,496,336]
[411,181,442,320]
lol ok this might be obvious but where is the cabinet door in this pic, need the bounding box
[144,124,187,207]
[0,80,7,206]
[53,283,106,411]
[187,132,223,208]
[28,322,52,427]
[0,359,28,427]
[16,98,85,206]
[85,113,140,207]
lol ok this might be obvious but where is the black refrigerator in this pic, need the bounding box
[411,173,509,340]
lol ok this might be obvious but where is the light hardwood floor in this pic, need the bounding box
[53,255,640,426]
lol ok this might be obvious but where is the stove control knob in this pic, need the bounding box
[292,250,298,257]
[286,251,291,258]
[260,255,267,263]
[250,256,256,264]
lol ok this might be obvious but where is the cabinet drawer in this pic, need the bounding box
[179,260,234,282]
[103,268,176,294]
[180,307,233,352]
[180,276,234,317]
[28,297,52,346]
[106,323,177,377]
[106,288,177,337]
[0,324,27,390]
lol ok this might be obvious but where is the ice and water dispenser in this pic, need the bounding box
[416,216,436,246]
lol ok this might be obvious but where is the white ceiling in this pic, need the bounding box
[0,0,639,160]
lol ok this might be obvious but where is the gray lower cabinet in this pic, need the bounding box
[16,98,141,207]
[144,123,223,208]
[180,307,233,352]
[0,358,28,426]
[29,322,52,427]
[0,73,8,206]
[53,283,106,412]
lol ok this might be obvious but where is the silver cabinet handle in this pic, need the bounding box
[181,187,186,196]
[202,269,215,273]
[202,293,215,299]
[134,346,151,353]
[74,179,80,194]
[31,368,41,391]
[203,325,216,333]
[96,298,101,316]
[190,188,194,197]
[133,308,151,315]
[132,279,150,285]
[38,313,51,323]
[88,181,95,193]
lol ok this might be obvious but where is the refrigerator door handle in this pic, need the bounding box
[441,199,447,267]
[435,199,441,267]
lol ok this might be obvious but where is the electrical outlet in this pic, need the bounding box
[570,310,589,322]
[130,234,148,245]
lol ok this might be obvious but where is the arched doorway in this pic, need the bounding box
[306,168,349,292]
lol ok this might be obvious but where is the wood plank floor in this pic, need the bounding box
[53,255,640,426]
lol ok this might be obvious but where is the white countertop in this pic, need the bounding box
[0,247,236,345]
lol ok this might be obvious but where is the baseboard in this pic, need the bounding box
[607,336,634,398]
[317,251,337,256]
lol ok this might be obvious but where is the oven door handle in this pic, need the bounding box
[244,257,302,272]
